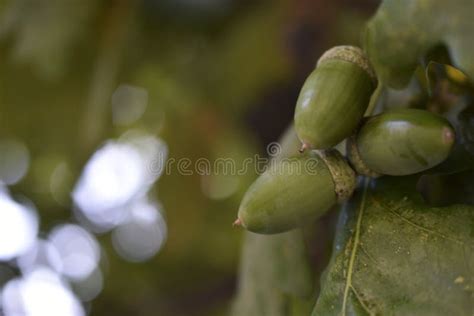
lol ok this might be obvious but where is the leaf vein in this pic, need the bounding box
[350,285,376,316]
[341,178,370,315]
[359,244,380,267]
[387,207,469,247]
[372,198,472,248]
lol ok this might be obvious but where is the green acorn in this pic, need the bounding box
[294,46,377,151]
[347,109,455,176]
[235,150,356,234]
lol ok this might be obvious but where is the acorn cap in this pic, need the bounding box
[317,45,377,84]
[346,136,381,178]
[317,149,357,202]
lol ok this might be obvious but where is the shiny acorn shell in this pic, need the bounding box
[348,109,455,176]
[294,46,377,150]
[236,150,355,234]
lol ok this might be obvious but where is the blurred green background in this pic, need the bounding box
[0,1,377,315]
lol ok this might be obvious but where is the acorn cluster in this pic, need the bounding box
[235,46,456,234]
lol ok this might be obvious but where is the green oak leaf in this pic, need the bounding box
[231,230,314,316]
[313,176,474,315]
[365,0,474,88]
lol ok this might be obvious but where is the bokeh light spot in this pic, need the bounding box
[1,268,84,316]
[48,224,100,281]
[111,84,148,126]
[0,192,38,261]
[0,139,30,185]
[16,239,62,274]
[72,142,146,230]
[112,198,167,262]
[72,133,167,232]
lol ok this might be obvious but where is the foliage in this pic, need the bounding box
[365,0,474,88]
[235,1,474,315]
[231,230,314,316]
[314,177,474,315]
[314,1,474,314]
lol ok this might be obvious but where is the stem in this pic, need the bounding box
[364,81,383,116]
[79,0,137,154]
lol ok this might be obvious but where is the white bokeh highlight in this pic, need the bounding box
[112,198,167,262]
[72,133,167,232]
[48,224,100,281]
[0,192,38,261]
[0,139,30,185]
[16,239,62,274]
[72,142,146,230]
[1,268,84,316]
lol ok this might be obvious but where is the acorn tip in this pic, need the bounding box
[233,218,242,227]
[442,127,455,145]
[299,142,310,153]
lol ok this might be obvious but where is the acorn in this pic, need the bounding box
[235,149,356,234]
[294,46,377,151]
[347,109,455,177]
